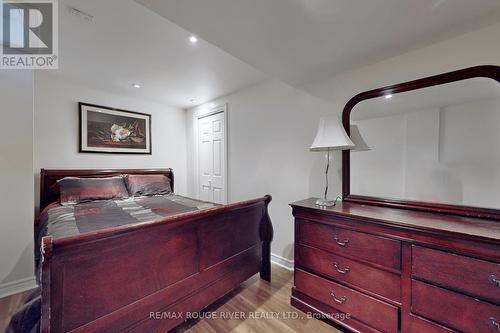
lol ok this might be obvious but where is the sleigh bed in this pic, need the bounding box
[36,168,273,333]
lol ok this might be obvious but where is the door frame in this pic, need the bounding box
[195,104,228,203]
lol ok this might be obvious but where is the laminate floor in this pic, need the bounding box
[0,289,34,333]
[170,264,341,333]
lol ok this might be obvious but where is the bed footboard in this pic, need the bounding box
[40,195,273,333]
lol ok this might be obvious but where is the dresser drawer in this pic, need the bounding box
[296,244,401,302]
[412,280,500,333]
[297,220,401,270]
[405,314,457,333]
[412,246,500,304]
[295,269,399,333]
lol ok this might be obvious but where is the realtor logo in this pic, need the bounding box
[1,0,58,69]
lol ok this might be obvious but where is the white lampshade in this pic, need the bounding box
[350,125,371,151]
[310,116,355,151]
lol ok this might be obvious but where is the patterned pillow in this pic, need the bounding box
[125,174,172,197]
[58,176,129,205]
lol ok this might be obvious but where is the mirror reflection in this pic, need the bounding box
[350,77,500,209]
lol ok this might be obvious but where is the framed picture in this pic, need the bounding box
[79,103,152,154]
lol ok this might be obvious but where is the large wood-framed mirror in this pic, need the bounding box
[342,65,500,220]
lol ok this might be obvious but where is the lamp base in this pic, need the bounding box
[315,198,336,207]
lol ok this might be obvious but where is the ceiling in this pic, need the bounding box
[136,0,500,86]
[51,0,266,108]
[49,0,500,109]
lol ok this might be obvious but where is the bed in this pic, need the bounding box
[33,168,273,333]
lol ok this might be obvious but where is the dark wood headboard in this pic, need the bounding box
[40,168,174,211]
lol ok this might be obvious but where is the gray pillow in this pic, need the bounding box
[125,174,172,196]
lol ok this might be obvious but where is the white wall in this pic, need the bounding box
[440,98,500,209]
[34,72,188,211]
[353,98,500,209]
[186,80,337,261]
[351,114,406,199]
[352,107,457,203]
[186,22,500,262]
[0,70,36,297]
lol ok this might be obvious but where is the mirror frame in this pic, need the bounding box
[342,65,500,220]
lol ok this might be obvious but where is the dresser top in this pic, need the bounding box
[291,198,500,244]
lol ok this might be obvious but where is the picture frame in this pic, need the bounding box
[79,102,152,154]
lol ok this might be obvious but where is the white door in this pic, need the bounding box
[198,111,226,204]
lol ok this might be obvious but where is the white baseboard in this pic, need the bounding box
[0,276,37,299]
[271,253,294,271]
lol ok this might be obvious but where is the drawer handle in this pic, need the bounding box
[490,317,500,332]
[330,291,347,304]
[489,275,500,288]
[333,262,350,274]
[333,235,349,247]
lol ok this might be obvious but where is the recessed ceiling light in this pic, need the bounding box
[385,94,393,99]
[188,35,198,43]
[132,83,141,88]
[209,103,216,108]
[190,98,197,103]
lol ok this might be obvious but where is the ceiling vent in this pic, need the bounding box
[69,7,94,22]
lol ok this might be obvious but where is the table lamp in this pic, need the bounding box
[310,116,355,207]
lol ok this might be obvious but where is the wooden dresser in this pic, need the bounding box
[290,198,500,333]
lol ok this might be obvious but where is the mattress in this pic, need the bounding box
[35,194,215,265]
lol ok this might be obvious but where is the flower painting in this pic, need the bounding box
[79,103,151,154]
